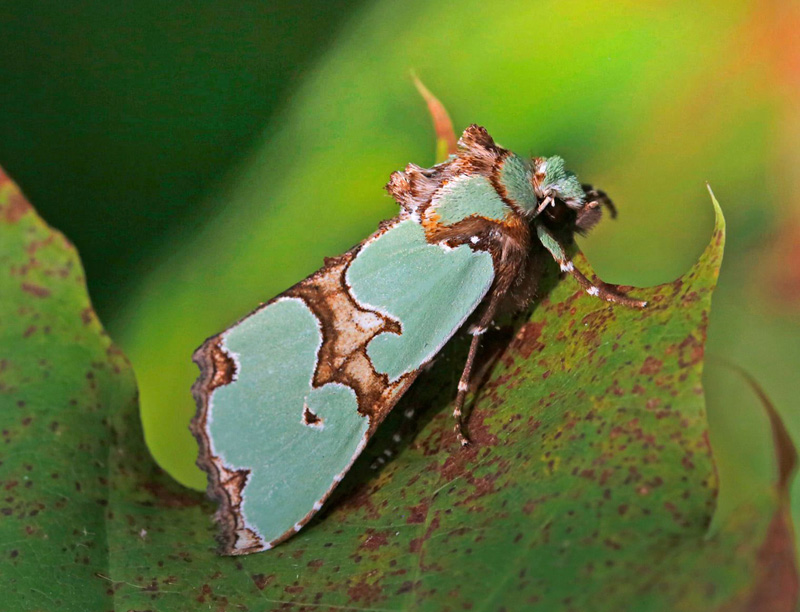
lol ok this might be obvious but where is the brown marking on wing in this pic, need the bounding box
[190,336,262,554]
[211,465,262,554]
[207,339,237,391]
[302,405,322,427]
[421,207,443,233]
[487,150,532,216]
[426,213,530,282]
[288,252,418,431]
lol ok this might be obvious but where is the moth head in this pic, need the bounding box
[530,156,608,234]
[532,156,586,211]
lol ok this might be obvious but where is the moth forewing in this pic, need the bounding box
[191,212,496,554]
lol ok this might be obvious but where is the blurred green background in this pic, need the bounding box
[1,0,797,527]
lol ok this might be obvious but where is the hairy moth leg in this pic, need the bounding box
[581,184,617,219]
[535,223,648,309]
[452,284,510,446]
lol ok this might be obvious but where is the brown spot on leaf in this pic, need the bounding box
[396,581,414,595]
[20,283,50,298]
[677,335,704,368]
[140,482,202,508]
[515,321,546,359]
[81,308,94,325]
[406,502,428,524]
[361,530,389,551]
[347,578,384,605]
[1,188,30,223]
[742,509,798,612]
[640,356,663,375]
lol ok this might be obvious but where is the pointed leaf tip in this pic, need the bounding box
[411,72,457,163]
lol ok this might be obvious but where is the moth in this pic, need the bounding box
[191,86,646,555]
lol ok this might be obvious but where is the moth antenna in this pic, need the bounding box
[411,72,458,162]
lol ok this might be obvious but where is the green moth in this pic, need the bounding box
[191,89,646,555]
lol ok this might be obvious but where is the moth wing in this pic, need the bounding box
[191,218,495,554]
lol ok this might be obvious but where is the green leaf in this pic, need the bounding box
[0,168,137,608]
[2,167,796,610]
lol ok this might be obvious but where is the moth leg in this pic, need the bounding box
[581,184,617,219]
[535,222,648,309]
[453,290,506,446]
[576,186,616,233]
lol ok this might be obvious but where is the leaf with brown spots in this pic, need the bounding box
[0,167,137,609]
[1,164,795,611]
